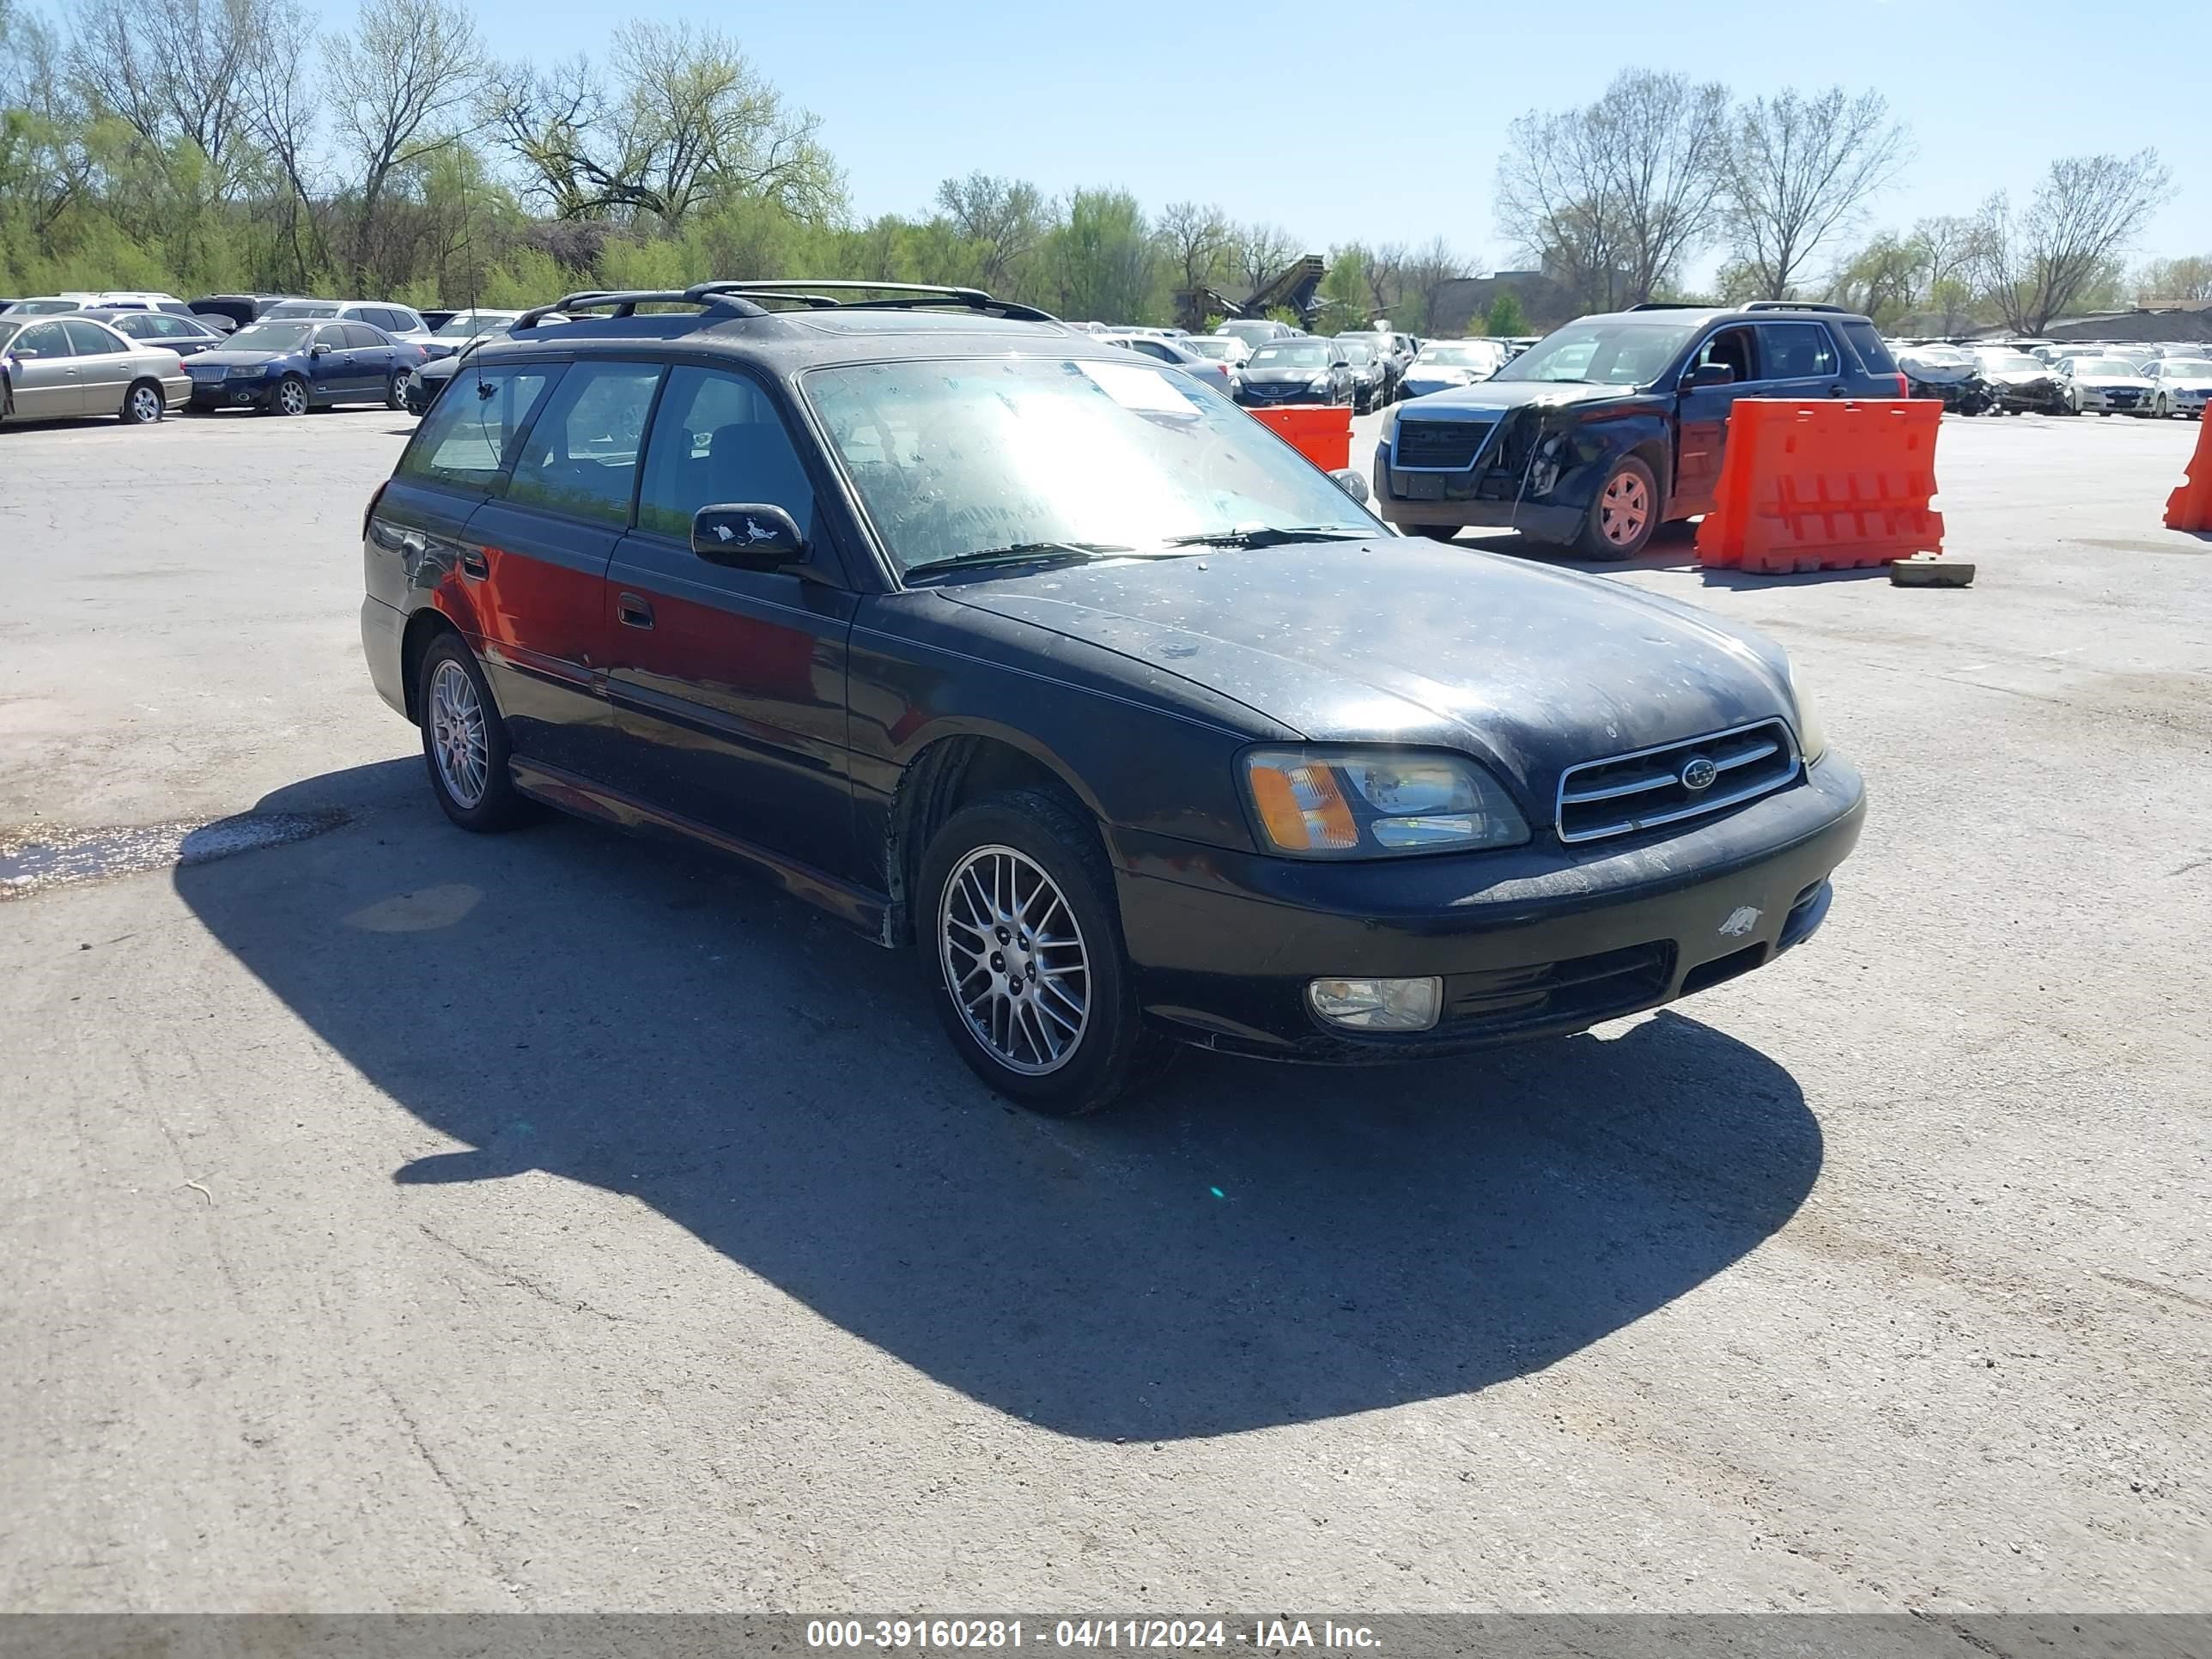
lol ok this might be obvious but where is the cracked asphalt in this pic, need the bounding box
[0,402,2207,1613]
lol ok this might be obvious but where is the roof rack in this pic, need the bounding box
[514,289,769,329]
[1742,300,1850,313]
[1627,301,1709,311]
[684,279,1060,323]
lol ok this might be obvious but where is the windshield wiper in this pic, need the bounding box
[1162,526,1375,550]
[902,541,1136,580]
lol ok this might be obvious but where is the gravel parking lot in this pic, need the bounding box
[2,404,2208,1613]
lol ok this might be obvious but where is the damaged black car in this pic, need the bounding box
[1372,302,1905,559]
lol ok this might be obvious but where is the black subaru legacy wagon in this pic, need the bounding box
[361,280,1865,1115]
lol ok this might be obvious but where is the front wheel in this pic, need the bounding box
[919,789,1168,1115]
[1575,454,1659,561]
[1407,524,1458,541]
[266,374,309,416]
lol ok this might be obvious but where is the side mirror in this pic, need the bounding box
[1687,362,1736,389]
[694,502,806,568]
[311,343,331,357]
[1331,358,1349,370]
[1329,468,1370,505]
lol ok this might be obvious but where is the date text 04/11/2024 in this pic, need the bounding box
[803,1619,1383,1650]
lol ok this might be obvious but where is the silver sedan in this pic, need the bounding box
[1,314,191,426]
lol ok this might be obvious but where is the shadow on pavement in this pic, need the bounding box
[176,759,1823,1443]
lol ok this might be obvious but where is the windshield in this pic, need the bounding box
[1492,320,1695,386]
[433,312,515,337]
[1340,343,1373,365]
[226,322,314,352]
[2074,358,2138,376]
[802,356,1379,574]
[1183,338,1239,360]
[1978,351,2045,372]
[1417,343,1494,368]
[1249,342,1331,368]
[2162,360,2212,378]
[264,301,337,319]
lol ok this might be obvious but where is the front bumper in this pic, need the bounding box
[1112,754,1865,1060]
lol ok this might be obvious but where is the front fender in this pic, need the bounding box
[1540,407,1674,517]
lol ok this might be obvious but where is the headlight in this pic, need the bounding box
[1308,374,1334,392]
[227,364,261,378]
[1243,747,1529,857]
[1784,661,1827,764]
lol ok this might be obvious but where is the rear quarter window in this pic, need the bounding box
[1838,319,1897,375]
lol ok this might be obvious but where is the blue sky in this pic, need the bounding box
[378,0,2209,274]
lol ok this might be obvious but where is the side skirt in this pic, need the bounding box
[508,757,892,945]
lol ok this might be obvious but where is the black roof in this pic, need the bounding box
[1583,301,1875,327]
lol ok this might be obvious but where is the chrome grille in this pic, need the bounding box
[1555,720,1798,844]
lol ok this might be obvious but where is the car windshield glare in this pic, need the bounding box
[1419,344,1491,367]
[2077,359,2136,376]
[265,302,337,319]
[227,323,313,351]
[434,313,511,337]
[1251,343,1329,368]
[803,356,1378,574]
[1492,321,1694,386]
[1982,352,2044,372]
[2164,360,2212,377]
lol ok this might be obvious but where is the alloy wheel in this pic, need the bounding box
[278,379,307,416]
[1598,470,1650,548]
[129,386,162,423]
[939,844,1090,1076]
[428,659,489,809]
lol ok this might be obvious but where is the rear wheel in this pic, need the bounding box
[385,371,407,410]
[1574,454,1659,562]
[119,380,164,425]
[417,634,532,832]
[919,789,1169,1115]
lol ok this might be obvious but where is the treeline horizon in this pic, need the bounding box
[2,0,2205,333]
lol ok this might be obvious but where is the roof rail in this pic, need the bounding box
[684,279,1060,324]
[514,289,769,329]
[1626,301,1709,311]
[1742,300,1850,313]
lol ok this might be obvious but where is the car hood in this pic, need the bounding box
[2075,374,2153,389]
[1397,378,1644,416]
[938,539,1795,806]
[186,349,293,368]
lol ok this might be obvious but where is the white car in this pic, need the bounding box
[2055,355,2157,416]
[259,298,444,356]
[2141,357,2212,420]
[1397,339,1506,400]
[1181,334,1251,368]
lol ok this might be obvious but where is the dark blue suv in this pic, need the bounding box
[1373,301,1905,559]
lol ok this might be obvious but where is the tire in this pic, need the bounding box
[416,632,532,833]
[385,371,407,410]
[2155,393,2169,418]
[1574,453,1659,562]
[265,374,309,416]
[1407,524,1458,542]
[918,788,1170,1115]
[118,380,164,425]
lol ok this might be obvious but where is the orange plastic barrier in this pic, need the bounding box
[1249,404,1352,472]
[1694,399,1944,574]
[2164,409,2212,530]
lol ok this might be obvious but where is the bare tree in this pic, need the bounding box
[1231,221,1299,297]
[934,171,1047,291]
[241,0,325,284]
[1723,86,1911,298]
[481,54,612,220]
[0,4,93,233]
[1398,236,1474,334]
[66,0,295,194]
[325,0,482,285]
[1363,240,1407,320]
[1906,212,1984,332]
[1498,70,1729,309]
[1972,150,2173,333]
[1157,198,1231,296]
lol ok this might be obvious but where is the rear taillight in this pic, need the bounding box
[362,480,389,543]
[1888,374,1909,398]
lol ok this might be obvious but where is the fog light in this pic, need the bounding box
[1308,975,1442,1032]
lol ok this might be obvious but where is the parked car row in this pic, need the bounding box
[1891,340,2210,419]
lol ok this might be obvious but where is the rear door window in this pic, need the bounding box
[62,319,127,355]
[503,362,665,526]
[1755,322,1839,381]
[343,324,385,349]
[396,363,560,494]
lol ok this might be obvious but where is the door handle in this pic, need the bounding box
[459,545,488,579]
[617,592,654,629]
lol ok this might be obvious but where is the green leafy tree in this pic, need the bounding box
[1483,290,1526,335]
